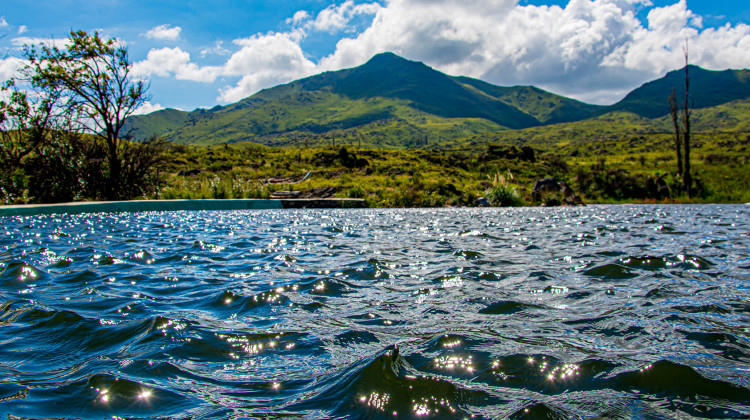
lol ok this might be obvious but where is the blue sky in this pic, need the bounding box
[2,0,750,112]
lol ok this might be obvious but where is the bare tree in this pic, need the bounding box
[668,88,683,178]
[682,45,692,198]
[667,41,693,198]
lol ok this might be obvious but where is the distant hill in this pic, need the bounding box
[124,108,188,140]
[610,66,750,119]
[124,53,750,147]
[451,77,603,124]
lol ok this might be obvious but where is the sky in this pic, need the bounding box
[2,0,750,114]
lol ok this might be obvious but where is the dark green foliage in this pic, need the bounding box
[485,184,524,207]
[575,160,668,201]
[19,134,166,203]
[25,133,106,203]
[0,168,27,205]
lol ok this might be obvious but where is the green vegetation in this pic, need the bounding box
[2,49,749,207]
[146,121,749,206]
[485,170,524,207]
[0,31,164,204]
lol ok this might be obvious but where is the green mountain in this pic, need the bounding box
[123,108,188,140]
[124,53,750,146]
[451,77,603,124]
[610,65,750,119]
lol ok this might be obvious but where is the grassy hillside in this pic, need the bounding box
[126,57,750,148]
[609,66,750,118]
[452,77,603,124]
[123,108,189,140]
[155,91,507,147]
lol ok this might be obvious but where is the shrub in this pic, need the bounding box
[485,170,524,207]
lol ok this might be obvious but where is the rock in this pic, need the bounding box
[531,178,561,202]
[475,197,491,207]
[532,177,584,206]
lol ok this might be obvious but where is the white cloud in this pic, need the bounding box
[17,25,27,35]
[132,101,167,115]
[310,0,382,33]
[287,10,310,26]
[132,47,221,82]
[0,57,26,83]
[218,32,318,102]
[315,0,750,104]
[126,0,750,107]
[144,24,182,41]
[200,41,231,57]
[0,17,9,28]
[11,36,69,50]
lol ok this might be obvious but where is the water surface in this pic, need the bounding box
[1,205,749,418]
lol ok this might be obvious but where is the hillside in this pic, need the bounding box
[124,53,750,147]
[610,66,750,119]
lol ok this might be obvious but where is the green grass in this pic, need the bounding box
[151,123,750,206]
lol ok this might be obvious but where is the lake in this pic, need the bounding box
[1,205,749,418]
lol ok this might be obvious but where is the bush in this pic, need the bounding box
[485,170,524,207]
[485,184,524,207]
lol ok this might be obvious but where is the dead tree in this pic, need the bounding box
[668,88,683,178]
[682,47,692,198]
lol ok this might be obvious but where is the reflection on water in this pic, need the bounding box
[1,205,750,418]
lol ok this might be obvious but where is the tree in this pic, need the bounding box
[0,64,75,203]
[667,41,693,198]
[23,30,149,200]
[668,88,683,178]
[682,48,692,198]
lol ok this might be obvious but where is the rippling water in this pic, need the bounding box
[1,205,750,419]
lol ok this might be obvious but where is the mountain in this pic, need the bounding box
[610,65,750,119]
[124,108,188,140]
[451,77,603,124]
[124,53,750,147]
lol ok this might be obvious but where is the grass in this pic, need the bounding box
[149,125,750,206]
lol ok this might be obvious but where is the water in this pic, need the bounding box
[1,205,749,419]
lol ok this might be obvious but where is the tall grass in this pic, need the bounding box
[485,170,524,207]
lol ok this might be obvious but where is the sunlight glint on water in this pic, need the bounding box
[1,205,749,418]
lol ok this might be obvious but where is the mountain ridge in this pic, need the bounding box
[124,53,750,146]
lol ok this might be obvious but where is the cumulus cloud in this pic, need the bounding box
[0,17,8,28]
[144,24,182,41]
[132,47,221,82]
[218,32,318,102]
[132,101,167,115]
[0,57,26,82]
[308,0,382,33]
[133,32,317,103]
[287,10,310,26]
[313,0,750,103]
[130,0,750,106]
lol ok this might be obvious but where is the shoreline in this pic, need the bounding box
[0,198,366,217]
[1,199,746,217]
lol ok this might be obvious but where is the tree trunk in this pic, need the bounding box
[107,139,121,201]
[668,88,683,178]
[683,56,692,198]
